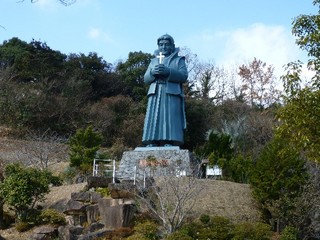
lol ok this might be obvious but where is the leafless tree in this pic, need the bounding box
[132,163,203,234]
[18,130,68,170]
[191,61,228,104]
[238,58,281,108]
[22,0,76,6]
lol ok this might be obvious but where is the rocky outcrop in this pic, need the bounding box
[32,177,136,240]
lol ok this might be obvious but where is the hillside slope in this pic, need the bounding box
[0,134,261,238]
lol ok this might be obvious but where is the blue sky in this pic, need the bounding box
[1,0,318,77]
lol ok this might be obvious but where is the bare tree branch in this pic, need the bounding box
[131,163,203,234]
[17,129,68,170]
[17,0,76,6]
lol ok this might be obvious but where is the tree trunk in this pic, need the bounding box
[0,201,4,229]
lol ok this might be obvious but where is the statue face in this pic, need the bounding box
[158,39,174,56]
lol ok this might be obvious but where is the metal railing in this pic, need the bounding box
[92,159,116,183]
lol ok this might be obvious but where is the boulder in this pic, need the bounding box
[70,191,103,203]
[32,225,58,240]
[58,225,84,240]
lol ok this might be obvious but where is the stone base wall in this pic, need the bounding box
[117,147,197,180]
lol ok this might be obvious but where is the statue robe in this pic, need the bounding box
[142,48,188,146]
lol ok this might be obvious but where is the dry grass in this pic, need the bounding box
[194,179,260,222]
[43,182,87,207]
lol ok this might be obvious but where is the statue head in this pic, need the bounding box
[157,34,175,56]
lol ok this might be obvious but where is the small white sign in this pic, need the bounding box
[206,165,222,176]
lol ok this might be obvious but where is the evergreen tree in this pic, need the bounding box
[250,138,308,231]
[69,125,103,174]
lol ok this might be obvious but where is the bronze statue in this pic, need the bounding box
[142,34,188,147]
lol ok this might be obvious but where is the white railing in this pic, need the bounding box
[132,165,190,188]
[92,159,116,183]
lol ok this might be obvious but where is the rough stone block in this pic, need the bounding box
[85,204,100,224]
[98,198,135,229]
[87,176,115,189]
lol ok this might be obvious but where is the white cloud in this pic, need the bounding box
[87,28,113,43]
[221,23,302,76]
[186,23,308,79]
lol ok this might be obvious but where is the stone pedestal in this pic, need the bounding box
[117,147,197,180]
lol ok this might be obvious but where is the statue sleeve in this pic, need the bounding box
[167,57,188,83]
[144,59,156,84]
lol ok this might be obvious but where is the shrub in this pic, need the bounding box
[132,212,155,226]
[280,226,299,240]
[23,208,42,225]
[133,220,159,240]
[232,222,272,240]
[179,221,203,238]
[0,164,51,221]
[126,233,149,240]
[40,209,66,225]
[165,231,193,240]
[59,166,78,184]
[206,216,234,240]
[199,214,210,224]
[48,175,62,186]
[180,216,234,240]
[95,187,110,197]
[15,221,31,232]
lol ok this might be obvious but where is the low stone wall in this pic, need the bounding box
[117,147,198,180]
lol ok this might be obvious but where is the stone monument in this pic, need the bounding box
[117,34,196,180]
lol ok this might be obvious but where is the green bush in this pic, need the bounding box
[0,164,51,221]
[165,231,193,240]
[40,209,66,225]
[23,208,42,225]
[199,214,210,224]
[95,187,111,197]
[179,221,203,238]
[280,226,299,240]
[126,233,149,240]
[133,220,159,240]
[232,222,272,240]
[48,175,62,186]
[15,221,32,232]
[206,216,234,240]
[59,166,78,184]
[180,216,233,240]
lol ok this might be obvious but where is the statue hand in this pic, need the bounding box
[151,64,169,77]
